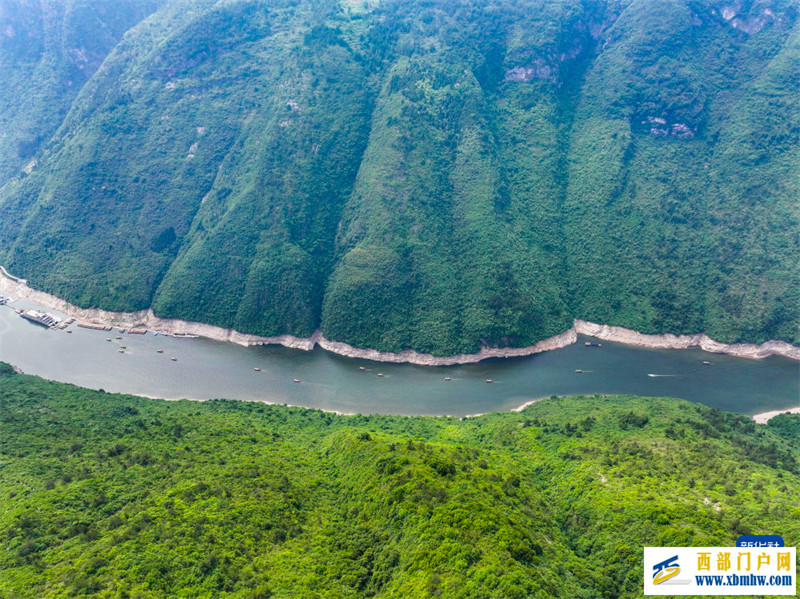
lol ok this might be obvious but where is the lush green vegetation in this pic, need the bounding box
[1,364,799,598]
[0,0,165,183]
[0,0,798,354]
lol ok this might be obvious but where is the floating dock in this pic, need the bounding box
[78,322,112,331]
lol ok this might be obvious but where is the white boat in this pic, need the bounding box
[19,309,61,328]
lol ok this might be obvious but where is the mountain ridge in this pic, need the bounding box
[1,0,798,356]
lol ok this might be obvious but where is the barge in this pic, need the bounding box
[78,322,112,331]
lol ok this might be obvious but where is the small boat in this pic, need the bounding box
[106,338,112,342]
[377,373,384,377]
[358,366,366,370]
[702,360,710,365]
[293,378,301,383]
[120,346,126,349]
[254,367,261,371]
[66,330,72,334]
[156,349,164,353]
[575,369,583,373]
[170,357,177,361]
[485,379,493,383]
[115,336,122,340]
[584,341,602,347]
[444,377,452,381]
[117,349,124,353]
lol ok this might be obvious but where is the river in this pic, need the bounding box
[0,295,797,417]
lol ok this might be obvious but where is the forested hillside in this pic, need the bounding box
[0,0,165,182]
[1,364,799,598]
[0,0,798,355]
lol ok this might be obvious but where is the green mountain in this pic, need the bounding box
[0,0,166,183]
[1,0,798,355]
[1,365,799,598]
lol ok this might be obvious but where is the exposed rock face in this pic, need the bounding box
[0,272,318,349]
[718,3,777,34]
[720,4,740,21]
[3,270,798,365]
[504,60,556,83]
[644,116,696,138]
[573,321,800,360]
[316,329,578,366]
[671,123,694,138]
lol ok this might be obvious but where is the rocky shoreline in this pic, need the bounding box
[572,321,800,361]
[2,268,799,365]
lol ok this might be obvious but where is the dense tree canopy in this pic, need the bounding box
[0,0,798,354]
[1,365,799,597]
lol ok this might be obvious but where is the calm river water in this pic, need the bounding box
[1,296,797,416]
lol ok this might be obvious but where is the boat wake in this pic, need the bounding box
[647,374,678,377]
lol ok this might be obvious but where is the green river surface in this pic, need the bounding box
[1,295,797,416]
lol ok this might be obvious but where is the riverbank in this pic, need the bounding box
[752,407,800,424]
[2,267,799,364]
[572,321,800,360]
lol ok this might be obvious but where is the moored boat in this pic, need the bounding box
[19,309,61,328]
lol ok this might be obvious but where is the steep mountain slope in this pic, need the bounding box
[0,0,165,183]
[563,0,800,344]
[0,0,797,355]
[2,366,799,598]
